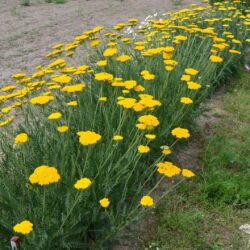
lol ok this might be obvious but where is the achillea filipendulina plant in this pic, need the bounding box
[0,0,249,248]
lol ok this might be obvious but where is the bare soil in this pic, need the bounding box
[0,0,201,85]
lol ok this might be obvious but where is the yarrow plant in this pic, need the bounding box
[0,0,249,248]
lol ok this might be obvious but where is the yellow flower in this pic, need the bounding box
[134,85,145,92]
[98,96,107,102]
[156,161,181,177]
[103,47,118,57]
[13,220,33,235]
[229,49,241,55]
[163,52,173,60]
[171,127,190,139]
[124,80,137,89]
[209,55,223,63]
[134,45,145,51]
[138,145,150,153]
[48,112,62,120]
[52,75,72,84]
[1,85,16,92]
[145,134,156,140]
[117,98,137,109]
[12,73,26,79]
[67,101,78,106]
[96,60,107,66]
[94,72,114,81]
[15,133,28,144]
[99,198,110,208]
[140,195,154,207]
[182,169,196,178]
[141,70,155,80]
[185,68,199,76]
[137,115,160,130]
[0,116,14,127]
[174,35,187,41]
[142,73,155,80]
[180,97,193,104]
[77,131,102,146]
[165,66,174,71]
[61,83,85,93]
[90,39,100,47]
[30,95,54,105]
[116,55,131,62]
[29,165,61,186]
[1,106,12,114]
[113,135,123,141]
[164,46,175,53]
[74,177,92,189]
[57,126,69,133]
[161,146,172,155]
[181,74,191,81]
[164,59,178,66]
[187,81,201,90]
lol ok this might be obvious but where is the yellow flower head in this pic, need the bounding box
[140,195,154,207]
[187,81,201,90]
[137,115,160,130]
[96,60,107,66]
[15,133,28,144]
[185,68,199,76]
[116,55,131,62]
[0,116,15,127]
[48,112,62,120]
[52,75,72,84]
[182,169,196,178]
[113,135,124,141]
[30,95,54,105]
[77,131,102,146]
[117,98,137,109]
[209,55,223,63]
[74,177,92,189]
[171,127,190,139]
[181,74,191,81]
[138,145,150,153]
[99,198,110,208]
[161,146,172,155]
[12,73,26,79]
[99,96,107,102]
[61,83,85,93]
[94,72,114,81]
[229,49,241,55]
[124,80,137,89]
[165,65,174,71]
[145,134,156,140]
[156,161,181,177]
[67,101,78,106]
[180,97,193,104]
[13,220,33,235]
[103,47,118,57]
[57,126,69,133]
[174,35,187,41]
[29,165,61,186]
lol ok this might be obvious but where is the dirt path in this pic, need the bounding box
[0,0,201,85]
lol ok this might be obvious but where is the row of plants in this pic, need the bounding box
[0,0,249,249]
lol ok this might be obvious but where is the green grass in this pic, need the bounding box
[143,71,250,250]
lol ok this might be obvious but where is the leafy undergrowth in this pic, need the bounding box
[143,71,250,250]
